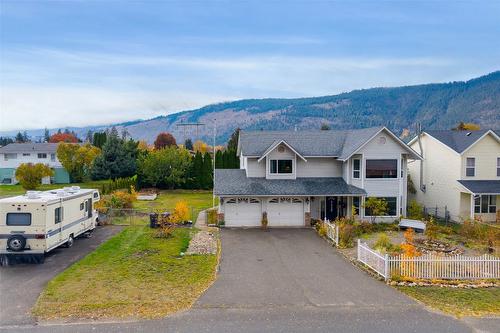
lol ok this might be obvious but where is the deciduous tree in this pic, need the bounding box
[154,132,177,149]
[15,163,53,190]
[49,132,79,143]
[138,146,192,188]
[57,143,100,182]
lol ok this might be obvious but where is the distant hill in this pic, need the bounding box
[3,71,500,144]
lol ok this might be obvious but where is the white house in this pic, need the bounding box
[0,143,71,185]
[408,129,500,223]
[214,126,421,227]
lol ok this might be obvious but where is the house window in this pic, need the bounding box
[6,213,32,226]
[38,153,47,159]
[352,159,361,179]
[22,153,30,157]
[474,195,496,214]
[364,197,397,216]
[51,153,56,161]
[55,207,63,224]
[497,158,500,177]
[466,157,475,177]
[4,153,17,161]
[270,159,293,174]
[352,197,360,215]
[365,159,397,178]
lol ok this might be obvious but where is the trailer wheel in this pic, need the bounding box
[65,235,74,248]
[7,235,26,252]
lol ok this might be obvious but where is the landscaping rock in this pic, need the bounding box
[186,231,217,255]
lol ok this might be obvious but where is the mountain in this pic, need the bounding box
[3,71,500,144]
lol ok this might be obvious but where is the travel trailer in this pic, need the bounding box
[0,187,100,265]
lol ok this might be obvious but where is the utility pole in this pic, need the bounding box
[213,118,216,208]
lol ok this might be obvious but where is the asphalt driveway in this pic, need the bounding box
[0,225,123,327]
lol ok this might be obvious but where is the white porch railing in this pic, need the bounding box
[357,239,500,281]
[324,219,339,246]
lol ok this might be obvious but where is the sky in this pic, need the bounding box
[1,0,499,131]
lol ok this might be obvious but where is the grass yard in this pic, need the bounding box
[397,286,500,317]
[33,226,218,320]
[0,180,109,197]
[133,190,215,216]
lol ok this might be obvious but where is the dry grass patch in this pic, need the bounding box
[33,226,217,320]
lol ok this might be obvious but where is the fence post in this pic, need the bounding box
[335,224,339,247]
[357,239,360,260]
[384,254,389,281]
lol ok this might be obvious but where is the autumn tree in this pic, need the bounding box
[57,143,100,182]
[193,140,209,153]
[49,132,79,143]
[15,163,53,190]
[453,122,481,131]
[154,132,177,149]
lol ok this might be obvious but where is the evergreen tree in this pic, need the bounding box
[92,132,107,148]
[191,151,204,189]
[15,132,25,143]
[43,128,50,142]
[184,138,193,151]
[201,152,213,189]
[227,128,240,151]
[91,128,137,180]
[215,150,223,169]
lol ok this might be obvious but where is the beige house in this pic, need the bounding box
[408,129,500,223]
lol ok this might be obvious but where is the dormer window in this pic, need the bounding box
[466,157,475,177]
[270,159,293,174]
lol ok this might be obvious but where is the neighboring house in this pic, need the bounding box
[214,126,421,227]
[408,129,500,223]
[0,143,70,185]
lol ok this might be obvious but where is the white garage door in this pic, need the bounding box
[267,197,304,227]
[224,198,261,227]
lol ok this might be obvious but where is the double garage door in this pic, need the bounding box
[224,197,304,227]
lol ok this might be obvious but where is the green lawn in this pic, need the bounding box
[398,286,500,317]
[133,190,215,218]
[0,181,109,197]
[33,226,218,320]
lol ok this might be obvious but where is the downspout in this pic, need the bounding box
[416,123,426,193]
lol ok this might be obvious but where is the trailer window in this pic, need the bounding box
[6,213,32,226]
[55,207,63,224]
[80,203,84,211]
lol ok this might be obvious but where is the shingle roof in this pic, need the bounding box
[457,180,500,194]
[214,169,366,196]
[0,143,60,153]
[239,127,382,158]
[424,130,500,153]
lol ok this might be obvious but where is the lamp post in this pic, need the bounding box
[213,118,216,209]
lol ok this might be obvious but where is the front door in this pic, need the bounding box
[325,197,338,221]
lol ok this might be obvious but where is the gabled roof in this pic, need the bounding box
[257,139,307,162]
[410,129,500,154]
[0,143,60,154]
[457,180,500,195]
[239,126,420,160]
[214,169,366,196]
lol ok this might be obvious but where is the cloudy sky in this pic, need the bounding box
[1,0,499,131]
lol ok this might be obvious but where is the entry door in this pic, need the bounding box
[325,197,338,221]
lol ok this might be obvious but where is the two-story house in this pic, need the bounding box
[408,129,500,223]
[0,143,71,185]
[214,126,421,227]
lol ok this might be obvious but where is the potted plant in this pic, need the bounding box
[261,212,268,230]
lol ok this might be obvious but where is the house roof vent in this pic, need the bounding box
[56,190,67,197]
[466,132,472,136]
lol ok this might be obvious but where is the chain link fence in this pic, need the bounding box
[98,207,204,227]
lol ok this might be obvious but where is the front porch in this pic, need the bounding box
[458,180,500,223]
[310,195,363,221]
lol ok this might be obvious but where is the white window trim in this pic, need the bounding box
[497,157,500,177]
[364,159,398,180]
[269,159,294,174]
[352,158,361,179]
[465,157,475,177]
[474,195,497,214]
[363,196,399,217]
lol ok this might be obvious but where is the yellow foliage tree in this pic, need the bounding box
[193,140,209,153]
[57,143,100,182]
[170,200,190,223]
[15,163,54,190]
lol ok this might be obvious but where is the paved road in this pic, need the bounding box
[0,225,123,327]
[0,228,494,332]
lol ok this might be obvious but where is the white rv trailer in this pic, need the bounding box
[0,186,100,264]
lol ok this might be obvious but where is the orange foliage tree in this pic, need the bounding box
[154,132,177,149]
[49,132,79,143]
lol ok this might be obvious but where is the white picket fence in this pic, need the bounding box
[323,219,339,246]
[357,239,500,281]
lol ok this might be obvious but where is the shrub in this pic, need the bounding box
[363,197,389,223]
[261,212,268,230]
[338,222,356,248]
[15,163,54,190]
[401,228,420,257]
[206,209,217,225]
[170,200,190,223]
[407,199,423,220]
[94,188,137,215]
[317,222,327,238]
[374,233,392,252]
[425,217,439,240]
[358,220,375,234]
[155,214,177,238]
